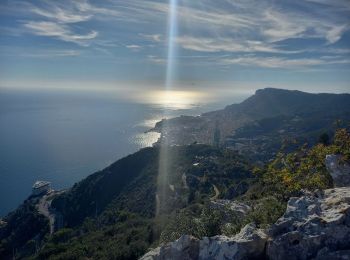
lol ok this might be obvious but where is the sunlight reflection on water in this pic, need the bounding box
[139,90,210,110]
[131,132,161,148]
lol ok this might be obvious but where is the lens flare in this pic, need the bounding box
[165,0,178,91]
[156,0,178,217]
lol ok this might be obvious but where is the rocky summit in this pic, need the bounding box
[141,187,350,260]
[141,156,350,260]
[268,187,350,260]
[141,223,267,260]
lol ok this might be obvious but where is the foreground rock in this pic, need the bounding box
[325,154,350,187]
[141,223,267,260]
[267,187,350,260]
[141,187,350,260]
[210,200,251,218]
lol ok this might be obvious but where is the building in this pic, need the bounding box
[32,181,51,196]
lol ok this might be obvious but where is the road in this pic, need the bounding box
[37,194,55,234]
[37,190,65,234]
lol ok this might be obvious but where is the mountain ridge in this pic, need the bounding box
[152,88,350,149]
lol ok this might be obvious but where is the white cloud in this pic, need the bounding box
[126,44,142,51]
[3,0,350,69]
[221,56,350,68]
[24,21,98,46]
[23,50,80,58]
[326,25,349,44]
[140,33,163,42]
[31,6,92,23]
[262,9,306,42]
[147,55,165,64]
[176,36,301,54]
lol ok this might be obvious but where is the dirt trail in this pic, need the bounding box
[211,184,220,200]
[37,194,55,234]
[37,190,65,234]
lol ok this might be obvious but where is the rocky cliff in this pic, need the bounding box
[141,156,350,260]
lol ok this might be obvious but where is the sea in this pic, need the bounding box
[0,88,248,216]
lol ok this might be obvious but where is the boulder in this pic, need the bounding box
[267,187,350,260]
[199,223,267,260]
[141,235,199,260]
[325,154,350,187]
[209,200,251,218]
[140,223,267,260]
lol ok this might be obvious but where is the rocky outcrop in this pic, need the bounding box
[199,224,267,260]
[210,200,251,218]
[325,154,350,187]
[267,187,350,260]
[141,187,350,260]
[141,154,350,260]
[141,235,199,260]
[141,223,267,260]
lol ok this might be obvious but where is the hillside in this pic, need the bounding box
[1,89,350,259]
[2,128,349,259]
[151,88,350,155]
[223,88,350,117]
[0,145,253,259]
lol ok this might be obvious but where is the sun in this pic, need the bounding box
[151,90,205,109]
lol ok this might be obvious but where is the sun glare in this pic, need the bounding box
[149,90,207,109]
[156,0,179,217]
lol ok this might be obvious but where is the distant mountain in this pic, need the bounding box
[152,88,350,156]
[224,88,350,118]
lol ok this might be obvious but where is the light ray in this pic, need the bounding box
[165,0,178,91]
[156,0,178,217]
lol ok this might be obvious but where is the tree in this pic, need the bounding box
[318,132,330,146]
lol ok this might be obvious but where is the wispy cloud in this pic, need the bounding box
[0,46,80,58]
[24,21,98,46]
[21,0,105,46]
[221,55,350,69]
[140,33,163,42]
[147,55,165,64]
[126,0,349,58]
[126,44,142,51]
[176,36,302,54]
[23,49,80,58]
[304,0,350,11]
[1,0,350,71]
[30,6,92,24]
[326,24,349,44]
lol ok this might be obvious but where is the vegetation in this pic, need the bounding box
[1,127,349,260]
[230,112,350,161]
[250,128,350,200]
[0,198,49,259]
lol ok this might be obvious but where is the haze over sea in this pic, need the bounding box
[0,88,247,216]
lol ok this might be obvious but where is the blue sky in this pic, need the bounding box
[0,0,349,95]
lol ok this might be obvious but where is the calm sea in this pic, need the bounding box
[0,88,247,216]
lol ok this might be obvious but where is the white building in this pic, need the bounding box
[32,181,51,196]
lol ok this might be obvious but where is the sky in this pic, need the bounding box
[0,0,350,95]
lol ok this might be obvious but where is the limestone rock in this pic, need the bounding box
[267,187,350,260]
[141,235,199,260]
[209,200,251,218]
[199,223,267,260]
[140,223,267,260]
